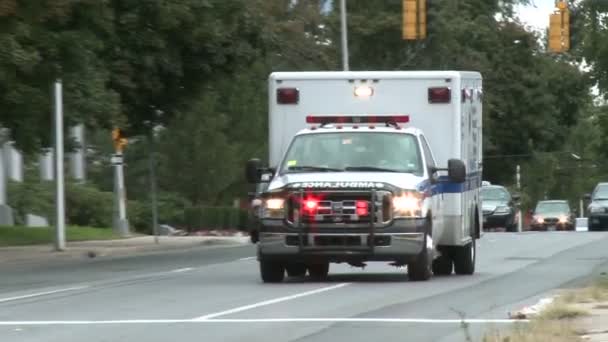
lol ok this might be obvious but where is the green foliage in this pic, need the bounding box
[0,225,121,247]
[184,206,249,231]
[6,180,188,234]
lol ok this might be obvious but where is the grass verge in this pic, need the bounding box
[0,226,122,247]
[482,274,608,342]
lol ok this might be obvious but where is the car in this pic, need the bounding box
[585,182,608,231]
[481,184,519,232]
[529,200,575,231]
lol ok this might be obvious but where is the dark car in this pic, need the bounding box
[481,184,519,232]
[529,200,575,231]
[585,182,608,231]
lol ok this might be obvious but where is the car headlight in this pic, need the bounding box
[534,216,544,224]
[590,206,605,213]
[392,191,423,218]
[494,206,510,214]
[558,215,569,223]
[262,198,285,218]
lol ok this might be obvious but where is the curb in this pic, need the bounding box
[0,236,252,267]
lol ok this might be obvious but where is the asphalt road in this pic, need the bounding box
[1,231,608,342]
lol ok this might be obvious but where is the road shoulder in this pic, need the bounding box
[0,235,252,268]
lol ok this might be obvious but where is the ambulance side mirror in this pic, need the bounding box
[245,158,262,184]
[245,158,274,184]
[447,159,466,183]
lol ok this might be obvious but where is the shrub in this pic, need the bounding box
[184,206,249,231]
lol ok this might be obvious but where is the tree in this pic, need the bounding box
[0,0,121,154]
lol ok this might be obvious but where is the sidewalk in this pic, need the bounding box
[0,235,252,267]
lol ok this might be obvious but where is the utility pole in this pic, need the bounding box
[340,0,349,71]
[516,164,522,233]
[111,128,129,237]
[54,80,66,251]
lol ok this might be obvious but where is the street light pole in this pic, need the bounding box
[340,0,349,71]
[54,80,66,251]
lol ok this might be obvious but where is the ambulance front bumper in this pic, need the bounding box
[257,218,427,263]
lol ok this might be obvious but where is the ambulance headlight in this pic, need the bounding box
[262,198,285,218]
[392,191,424,218]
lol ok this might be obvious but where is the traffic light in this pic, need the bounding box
[112,128,128,153]
[548,1,570,53]
[402,0,426,40]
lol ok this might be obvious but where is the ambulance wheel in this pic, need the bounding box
[408,219,433,281]
[308,262,329,280]
[286,263,307,277]
[432,255,453,276]
[452,238,476,275]
[260,260,285,283]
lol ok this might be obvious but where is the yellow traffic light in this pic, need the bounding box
[556,0,568,12]
[402,0,426,40]
[548,9,570,53]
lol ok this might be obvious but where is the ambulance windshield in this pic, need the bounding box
[280,132,424,176]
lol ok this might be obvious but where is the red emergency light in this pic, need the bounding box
[301,198,319,215]
[356,200,369,216]
[277,87,299,104]
[305,115,409,125]
[428,87,451,104]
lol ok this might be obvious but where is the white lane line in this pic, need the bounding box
[193,283,351,320]
[170,267,194,273]
[0,286,90,304]
[0,318,528,325]
[238,257,255,261]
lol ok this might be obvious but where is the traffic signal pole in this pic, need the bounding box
[112,129,130,237]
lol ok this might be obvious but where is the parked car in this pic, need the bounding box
[481,184,519,232]
[585,182,608,231]
[529,200,575,231]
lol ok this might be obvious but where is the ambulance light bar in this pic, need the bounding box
[305,115,410,125]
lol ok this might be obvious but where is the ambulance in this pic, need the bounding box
[245,71,483,283]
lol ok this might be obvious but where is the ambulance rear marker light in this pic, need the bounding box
[428,87,451,103]
[277,87,299,104]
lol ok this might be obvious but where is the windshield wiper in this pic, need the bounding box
[345,166,402,173]
[286,165,344,172]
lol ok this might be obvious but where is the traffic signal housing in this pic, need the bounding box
[112,128,128,153]
[548,2,570,53]
[402,0,426,40]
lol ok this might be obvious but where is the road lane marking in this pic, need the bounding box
[0,318,528,325]
[238,257,255,261]
[170,267,194,273]
[193,283,351,320]
[0,286,90,304]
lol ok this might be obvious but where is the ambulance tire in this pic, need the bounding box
[452,238,476,275]
[286,263,307,277]
[432,255,453,276]
[308,262,330,280]
[408,218,433,281]
[260,260,285,283]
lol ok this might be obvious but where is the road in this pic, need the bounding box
[1,231,607,342]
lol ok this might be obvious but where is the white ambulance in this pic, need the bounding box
[245,71,483,283]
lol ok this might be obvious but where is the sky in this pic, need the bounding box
[514,0,559,32]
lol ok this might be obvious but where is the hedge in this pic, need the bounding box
[7,180,247,234]
[184,206,249,231]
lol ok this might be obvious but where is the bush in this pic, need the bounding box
[7,180,190,234]
[184,206,249,231]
